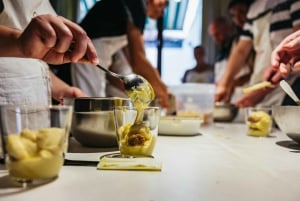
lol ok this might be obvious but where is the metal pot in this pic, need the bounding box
[213,102,239,122]
[71,97,132,147]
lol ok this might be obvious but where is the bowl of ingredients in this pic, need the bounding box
[71,97,132,147]
[273,105,300,143]
[0,105,72,186]
[213,102,239,122]
[158,116,202,136]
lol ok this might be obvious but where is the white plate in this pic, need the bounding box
[158,116,202,136]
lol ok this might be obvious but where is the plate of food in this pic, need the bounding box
[158,116,203,136]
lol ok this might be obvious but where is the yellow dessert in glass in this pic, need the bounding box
[116,76,157,157]
[117,123,156,157]
[247,111,272,137]
[6,128,65,180]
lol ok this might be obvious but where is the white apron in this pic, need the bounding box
[249,10,289,107]
[71,35,132,97]
[0,0,56,105]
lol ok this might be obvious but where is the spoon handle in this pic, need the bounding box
[280,80,300,103]
[96,64,123,80]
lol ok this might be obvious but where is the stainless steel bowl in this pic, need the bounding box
[213,102,239,122]
[71,97,132,147]
[273,105,300,143]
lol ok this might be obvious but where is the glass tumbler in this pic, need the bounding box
[0,104,73,187]
[114,106,160,157]
[245,107,272,137]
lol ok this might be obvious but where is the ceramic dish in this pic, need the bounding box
[158,116,202,136]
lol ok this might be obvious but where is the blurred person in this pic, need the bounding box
[227,0,255,105]
[209,15,253,106]
[181,45,214,83]
[215,0,300,108]
[228,0,254,32]
[57,0,170,107]
[228,0,255,86]
[208,16,234,83]
[209,16,253,87]
[0,0,97,105]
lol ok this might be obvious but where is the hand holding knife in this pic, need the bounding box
[242,67,283,94]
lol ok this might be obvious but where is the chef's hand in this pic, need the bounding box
[214,81,234,103]
[152,82,169,108]
[271,30,300,78]
[235,88,272,108]
[18,14,98,65]
[50,71,87,104]
[53,86,88,105]
[235,66,278,108]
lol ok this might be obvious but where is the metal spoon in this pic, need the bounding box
[96,64,155,107]
[279,80,300,105]
[96,64,145,91]
[96,64,155,136]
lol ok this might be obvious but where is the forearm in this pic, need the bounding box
[126,23,167,90]
[50,71,70,101]
[0,25,23,57]
[219,40,252,86]
[133,53,166,88]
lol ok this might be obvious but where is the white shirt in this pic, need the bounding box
[71,35,132,97]
[0,0,55,105]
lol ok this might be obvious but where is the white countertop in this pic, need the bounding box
[1,123,300,201]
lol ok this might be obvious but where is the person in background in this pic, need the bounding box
[208,16,234,84]
[227,0,255,104]
[0,0,97,105]
[209,14,253,104]
[56,0,169,108]
[181,45,213,83]
[215,0,300,108]
[228,0,255,85]
[228,0,254,33]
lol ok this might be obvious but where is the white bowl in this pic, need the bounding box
[273,106,300,143]
[158,116,202,136]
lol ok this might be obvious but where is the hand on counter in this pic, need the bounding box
[214,81,234,103]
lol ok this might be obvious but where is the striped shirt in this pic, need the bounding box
[241,0,300,48]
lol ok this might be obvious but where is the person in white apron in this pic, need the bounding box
[69,0,169,107]
[209,15,253,105]
[181,45,214,83]
[236,8,287,107]
[71,35,129,98]
[215,0,300,108]
[0,0,87,105]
